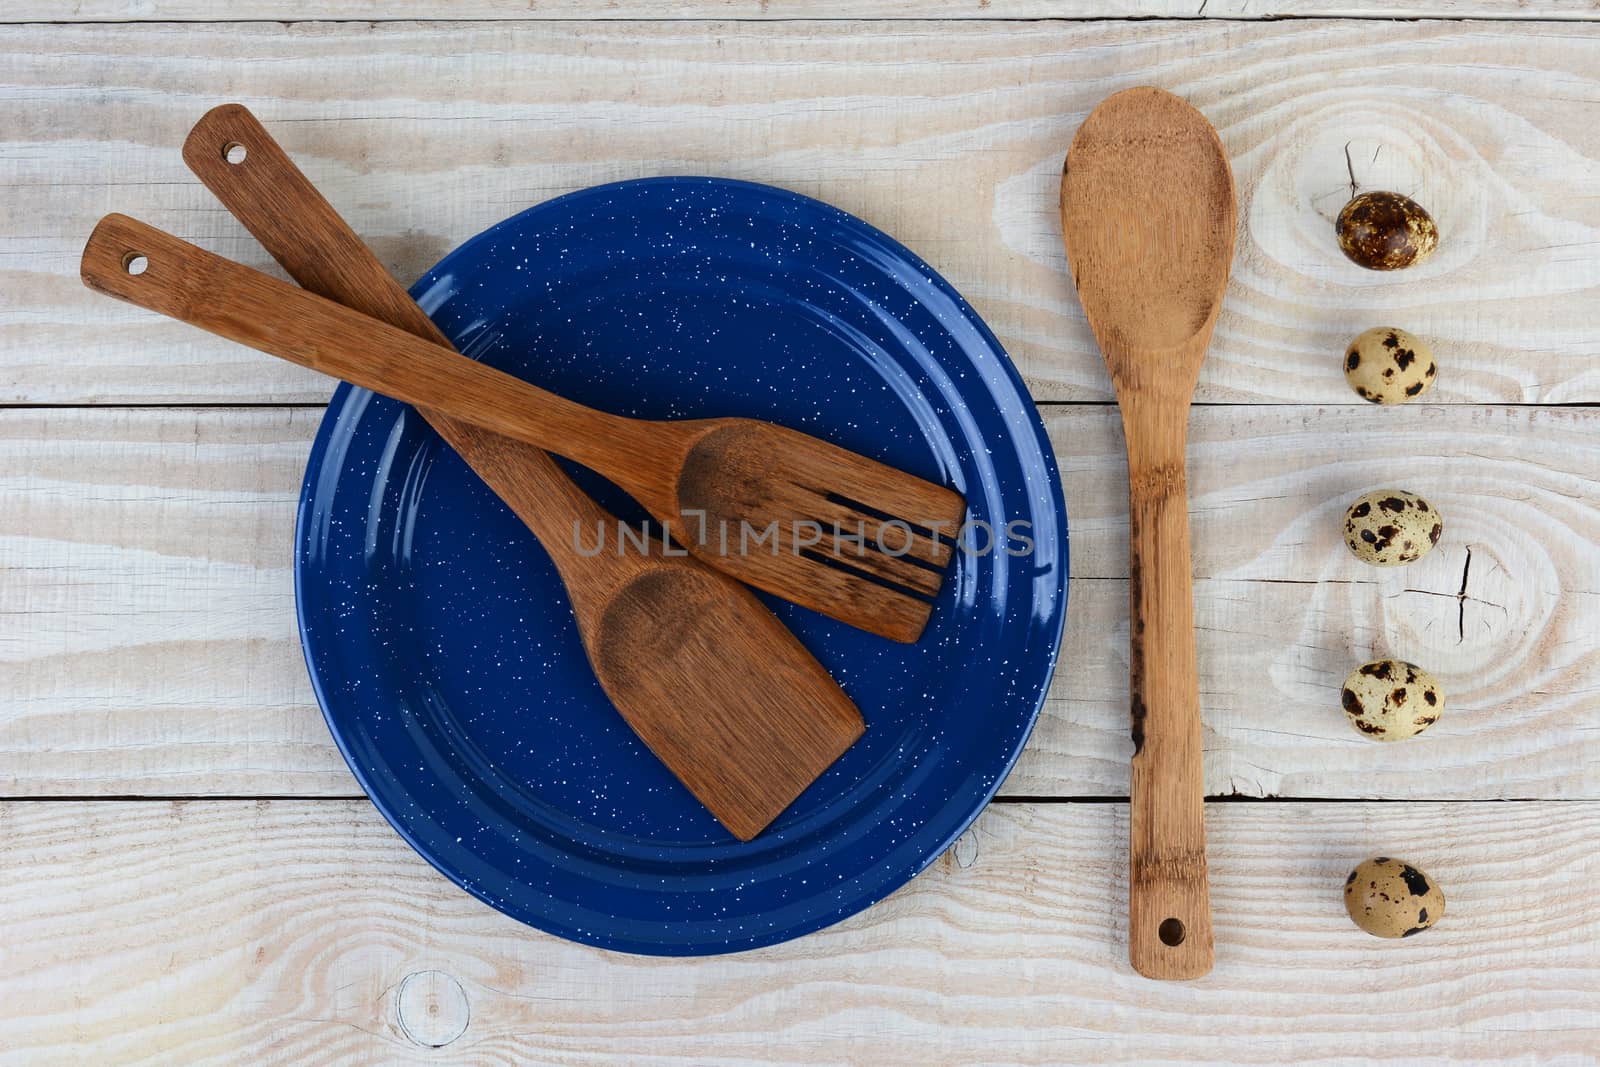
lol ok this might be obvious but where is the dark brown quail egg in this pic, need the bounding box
[1344,857,1445,938]
[1343,489,1442,567]
[1341,659,1444,741]
[1337,191,1438,271]
[1345,327,1437,404]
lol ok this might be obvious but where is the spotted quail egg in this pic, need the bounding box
[1344,857,1445,938]
[1336,191,1439,271]
[1342,660,1444,741]
[1343,489,1442,567]
[1345,327,1437,404]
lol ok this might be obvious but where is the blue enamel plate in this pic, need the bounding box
[296,177,1067,955]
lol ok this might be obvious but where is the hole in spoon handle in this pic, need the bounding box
[1130,858,1214,979]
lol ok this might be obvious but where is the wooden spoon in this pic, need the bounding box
[81,211,964,645]
[155,106,864,842]
[1059,86,1236,979]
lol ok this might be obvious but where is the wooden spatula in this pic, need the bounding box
[148,108,864,842]
[81,212,964,645]
[1059,87,1237,979]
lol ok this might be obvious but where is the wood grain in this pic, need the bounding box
[5,20,1600,404]
[4,404,1596,800]
[7,1,1600,21]
[1,797,1596,1063]
[0,407,350,795]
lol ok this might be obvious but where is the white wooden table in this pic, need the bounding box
[4,3,1599,1062]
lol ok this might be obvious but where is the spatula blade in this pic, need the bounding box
[594,563,865,840]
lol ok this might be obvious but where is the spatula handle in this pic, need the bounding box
[81,212,675,513]
[1123,406,1213,979]
[178,104,613,570]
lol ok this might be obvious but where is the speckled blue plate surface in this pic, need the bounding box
[296,177,1066,955]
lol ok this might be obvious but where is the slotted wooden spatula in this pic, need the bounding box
[81,211,965,644]
[146,106,865,842]
[1059,87,1236,979]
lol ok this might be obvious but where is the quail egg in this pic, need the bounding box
[1342,660,1444,741]
[1344,857,1445,938]
[1345,327,1437,404]
[1343,489,1442,567]
[1337,191,1439,271]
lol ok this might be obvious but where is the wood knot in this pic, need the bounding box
[949,827,980,869]
[395,969,470,1048]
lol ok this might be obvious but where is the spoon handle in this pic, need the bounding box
[1123,404,1213,979]
[80,212,681,514]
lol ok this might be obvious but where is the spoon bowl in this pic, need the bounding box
[1061,87,1236,379]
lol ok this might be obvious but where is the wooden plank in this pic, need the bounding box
[5,20,1600,404]
[8,2,1600,22]
[0,407,354,795]
[1,797,1595,1062]
[4,404,1596,799]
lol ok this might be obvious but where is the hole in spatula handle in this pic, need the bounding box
[1158,917,1186,946]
